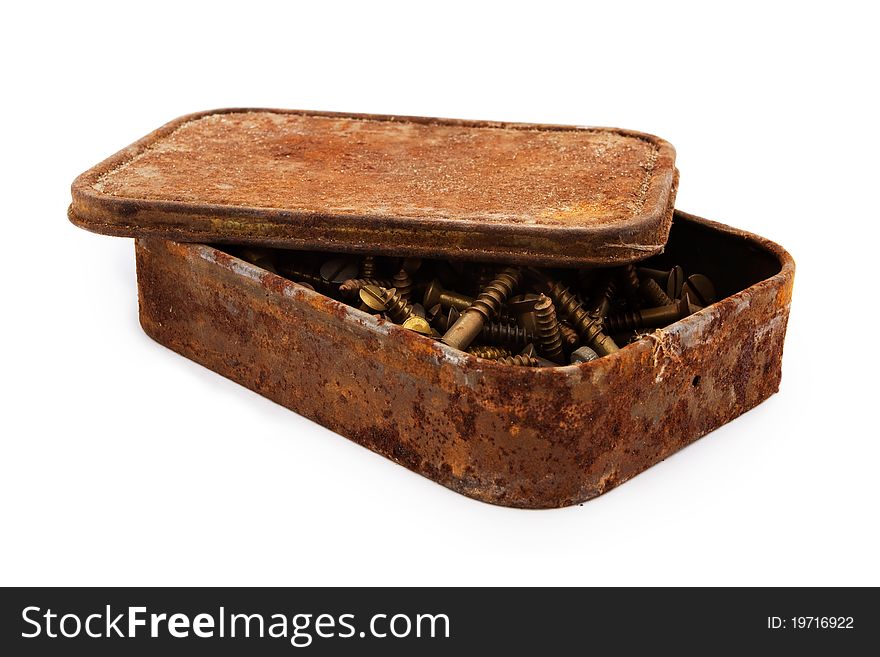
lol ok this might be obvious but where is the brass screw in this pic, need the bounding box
[666,265,686,299]
[338,277,394,297]
[359,286,431,335]
[529,270,619,356]
[468,345,512,360]
[640,277,673,307]
[393,268,414,300]
[533,294,565,363]
[682,274,717,306]
[570,346,600,364]
[441,268,522,351]
[360,255,377,278]
[442,308,532,346]
[495,354,540,367]
[604,295,701,333]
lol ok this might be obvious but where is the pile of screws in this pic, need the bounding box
[233,247,717,367]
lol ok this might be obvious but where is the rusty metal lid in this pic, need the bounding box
[70,109,678,267]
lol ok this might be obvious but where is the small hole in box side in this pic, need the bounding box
[692,375,701,387]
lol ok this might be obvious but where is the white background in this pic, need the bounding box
[2,1,877,586]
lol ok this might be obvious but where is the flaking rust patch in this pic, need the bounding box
[645,329,683,383]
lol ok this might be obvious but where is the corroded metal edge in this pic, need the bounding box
[70,108,677,267]
[134,210,794,508]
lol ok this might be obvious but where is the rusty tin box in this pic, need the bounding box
[70,109,794,508]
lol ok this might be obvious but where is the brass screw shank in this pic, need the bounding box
[441,268,521,351]
[604,296,701,333]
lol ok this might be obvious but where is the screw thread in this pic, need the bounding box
[641,277,672,307]
[360,255,377,278]
[339,277,394,297]
[534,295,565,363]
[620,264,640,292]
[495,355,540,367]
[480,322,533,346]
[470,267,521,321]
[467,345,512,359]
[559,323,580,349]
[383,288,418,324]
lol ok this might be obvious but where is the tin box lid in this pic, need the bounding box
[69,109,677,267]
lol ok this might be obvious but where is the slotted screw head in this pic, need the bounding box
[682,274,716,307]
[359,285,390,311]
[402,316,433,335]
[423,278,444,308]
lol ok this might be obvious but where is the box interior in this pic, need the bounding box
[210,215,783,323]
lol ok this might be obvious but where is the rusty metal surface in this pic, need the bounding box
[71,108,677,267]
[134,211,794,508]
